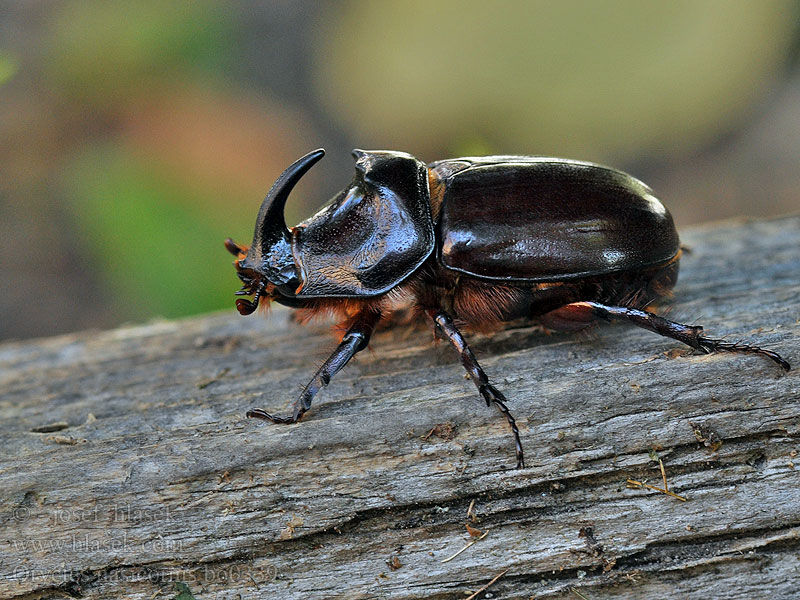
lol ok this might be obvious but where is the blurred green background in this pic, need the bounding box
[1,0,799,340]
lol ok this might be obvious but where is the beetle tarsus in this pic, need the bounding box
[479,384,525,469]
[695,337,791,371]
[582,302,790,371]
[247,408,304,424]
[430,309,525,470]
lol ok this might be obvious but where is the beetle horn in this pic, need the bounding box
[252,148,325,251]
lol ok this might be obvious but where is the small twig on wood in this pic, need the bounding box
[626,479,687,502]
[464,568,509,600]
[441,530,490,563]
[421,422,456,441]
[571,586,590,599]
[627,456,687,501]
[196,367,230,389]
[467,498,477,522]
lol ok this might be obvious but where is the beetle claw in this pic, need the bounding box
[247,408,303,424]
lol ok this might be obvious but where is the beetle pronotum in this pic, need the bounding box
[226,149,790,468]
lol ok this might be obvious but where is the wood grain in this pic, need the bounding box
[1,216,799,599]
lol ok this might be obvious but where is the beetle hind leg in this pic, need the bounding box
[247,309,382,425]
[428,309,525,469]
[573,301,790,371]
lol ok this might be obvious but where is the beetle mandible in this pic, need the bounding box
[225,148,790,469]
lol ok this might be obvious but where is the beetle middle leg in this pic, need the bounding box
[428,309,525,469]
[247,309,382,424]
[564,301,790,371]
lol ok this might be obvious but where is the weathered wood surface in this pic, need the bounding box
[1,216,799,600]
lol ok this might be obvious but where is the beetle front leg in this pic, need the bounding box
[428,310,525,469]
[574,301,790,371]
[247,309,382,424]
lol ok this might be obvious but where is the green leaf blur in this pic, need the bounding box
[64,148,246,320]
[45,0,232,106]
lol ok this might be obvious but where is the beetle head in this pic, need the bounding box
[226,148,325,314]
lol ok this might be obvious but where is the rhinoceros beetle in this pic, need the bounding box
[226,148,790,469]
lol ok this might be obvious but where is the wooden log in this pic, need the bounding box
[1,215,799,600]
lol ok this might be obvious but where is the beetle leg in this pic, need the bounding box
[428,309,525,469]
[576,302,790,371]
[247,309,382,424]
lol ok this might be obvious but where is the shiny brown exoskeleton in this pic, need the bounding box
[226,149,790,469]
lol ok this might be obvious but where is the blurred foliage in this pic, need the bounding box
[39,2,315,330]
[2,1,798,339]
[45,0,234,107]
[315,0,797,162]
[63,147,251,320]
[0,52,18,86]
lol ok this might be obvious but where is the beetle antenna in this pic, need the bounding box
[224,238,243,256]
[235,284,265,316]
